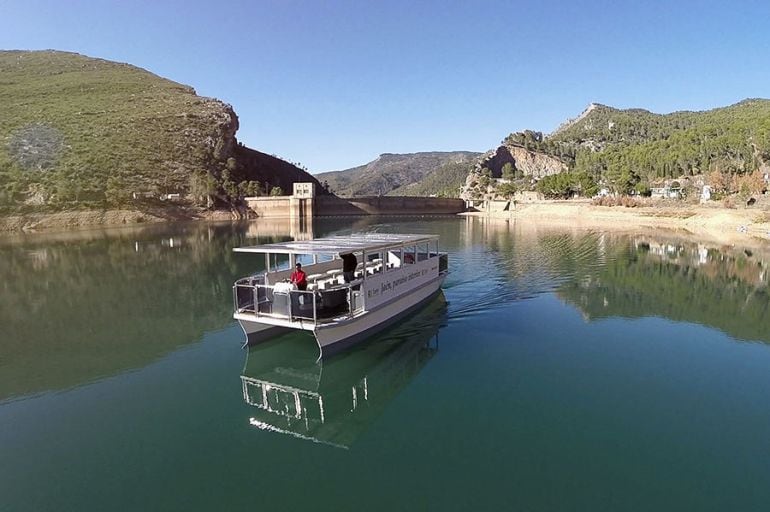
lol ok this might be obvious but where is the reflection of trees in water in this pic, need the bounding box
[467,217,770,344]
[558,235,770,344]
[0,217,467,402]
[0,223,286,401]
[467,218,606,293]
[7,214,767,402]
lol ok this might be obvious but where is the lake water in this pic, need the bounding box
[2,216,770,511]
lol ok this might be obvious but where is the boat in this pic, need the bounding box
[241,294,446,448]
[232,233,449,357]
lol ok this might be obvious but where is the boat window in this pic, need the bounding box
[365,251,383,275]
[295,254,314,267]
[403,246,416,265]
[387,249,402,270]
[431,240,439,258]
[417,243,430,262]
[269,253,290,272]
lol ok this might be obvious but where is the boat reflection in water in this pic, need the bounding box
[241,294,447,448]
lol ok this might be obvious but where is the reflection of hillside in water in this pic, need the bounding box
[0,223,294,401]
[476,220,607,287]
[558,234,770,343]
[447,218,609,318]
[464,217,770,344]
[241,294,446,448]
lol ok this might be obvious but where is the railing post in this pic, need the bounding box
[253,286,259,317]
[312,291,317,325]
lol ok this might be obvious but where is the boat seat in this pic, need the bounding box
[318,278,339,289]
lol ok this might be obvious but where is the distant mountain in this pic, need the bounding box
[0,50,322,213]
[463,99,770,199]
[317,151,481,197]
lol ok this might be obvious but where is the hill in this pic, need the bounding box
[0,50,322,214]
[316,151,481,197]
[463,99,770,199]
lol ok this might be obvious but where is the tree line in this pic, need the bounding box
[481,99,770,199]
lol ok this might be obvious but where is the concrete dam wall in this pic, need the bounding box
[247,195,465,218]
[339,196,465,215]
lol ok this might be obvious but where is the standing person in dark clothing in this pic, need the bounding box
[341,253,357,283]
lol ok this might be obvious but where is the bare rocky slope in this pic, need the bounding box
[461,133,567,200]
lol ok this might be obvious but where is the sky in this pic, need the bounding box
[1,0,769,172]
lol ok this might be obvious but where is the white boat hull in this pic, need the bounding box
[313,273,447,356]
[238,320,293,346]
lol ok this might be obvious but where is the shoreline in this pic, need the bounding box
[462,200,770,246]
[0,208,242,234]
[3,201,770,246]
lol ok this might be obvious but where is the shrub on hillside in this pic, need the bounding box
[592,195,640,207]
[536,171,598,198]
[7,123,64,171]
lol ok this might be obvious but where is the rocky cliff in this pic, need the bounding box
[480,144,567,179]
[461,140,567,199]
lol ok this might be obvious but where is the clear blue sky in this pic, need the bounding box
[2,0,769,172]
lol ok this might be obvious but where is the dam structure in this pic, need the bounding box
[245,183,466,220]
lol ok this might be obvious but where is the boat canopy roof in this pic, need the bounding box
[234,233,438,255]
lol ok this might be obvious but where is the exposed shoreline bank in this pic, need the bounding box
[4,201,770,246]
[0,208,244,234]
[462,200,770,246]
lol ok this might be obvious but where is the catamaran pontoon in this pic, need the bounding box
[232,233,448,357]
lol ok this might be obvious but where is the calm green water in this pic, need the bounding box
[2,217,770,511]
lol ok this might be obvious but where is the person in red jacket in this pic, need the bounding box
[290,263,307,290]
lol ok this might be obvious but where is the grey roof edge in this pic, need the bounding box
[234,233,439,255]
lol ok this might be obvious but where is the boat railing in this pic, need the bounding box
[233,276,265,314]
[233,279,364,325]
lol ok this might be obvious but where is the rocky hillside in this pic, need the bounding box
[316,151,481,197]
[0,50,322,213]
[461,131,568,200]
[551,100,770,177]
[463,99,770,199]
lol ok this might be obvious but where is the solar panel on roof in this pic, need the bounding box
[233,233,438,255]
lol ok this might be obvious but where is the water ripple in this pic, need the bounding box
[445,229,611,321]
